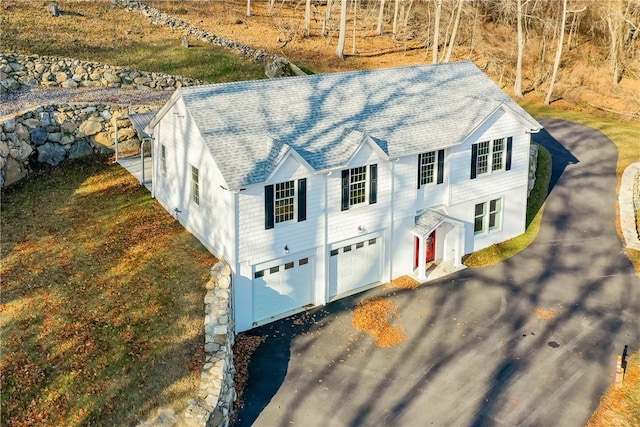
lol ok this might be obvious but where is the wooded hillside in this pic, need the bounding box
[153,0,640,118]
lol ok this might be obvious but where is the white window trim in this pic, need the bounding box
[419,150,437,187]
[274,180,296,225]
[349,165,368,207]
[476,138,506,176]
[474,197,503,235]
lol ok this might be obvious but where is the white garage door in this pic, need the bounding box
[252,257,314,324]
[329,237,382,298]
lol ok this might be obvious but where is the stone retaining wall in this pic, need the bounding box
[0,53,201,94]
[185,261,236,427]
[0,104,155,187]
[619,162,640,251]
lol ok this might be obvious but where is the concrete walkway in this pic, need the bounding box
[234,119,640,427]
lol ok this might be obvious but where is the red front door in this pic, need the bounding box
[426,230,436,262]
[415,230,436,269]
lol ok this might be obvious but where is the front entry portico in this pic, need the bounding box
[411,209,465,281]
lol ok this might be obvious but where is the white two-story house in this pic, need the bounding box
[147,61,542,332]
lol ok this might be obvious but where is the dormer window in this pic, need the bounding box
[264,178,307,229]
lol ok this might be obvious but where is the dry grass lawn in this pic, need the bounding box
[0,159,216,426]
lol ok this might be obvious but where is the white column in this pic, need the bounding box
[417,235,427,280]
[454,225,465,268]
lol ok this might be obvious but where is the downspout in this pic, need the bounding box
[388,160,396,282]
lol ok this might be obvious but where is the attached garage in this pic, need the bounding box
[329,236,383,298]
[252,256,314,325]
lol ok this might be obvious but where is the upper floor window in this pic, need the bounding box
[471,137,513,179]
[341,164,377,211]
[275,181,295,223]
[191,165,200,205]
[474,198,502,234]
[265,178,307,229]
[418,149,444,188]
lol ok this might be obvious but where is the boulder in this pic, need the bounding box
[3,118,16,133]
[78,118,103,136]
[69,140,94,159]
[93,131,112,147]
[60,120,77,134]
[61,79,78,89]
[3,158,28,187]
[13,139,33,161]
[60,134,75,146]
[14,123,29,141]
[0,140,9,157]
[55,71,68,82]
[30,128,48,146]
[23,118,41,129]
[47,132,62,143]
[265,57,296,78]
[37,142,66,166]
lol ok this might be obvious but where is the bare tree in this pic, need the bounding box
[393,0,401,40]
[514,0,529,98]
[432,0,442,64]
[377,0,386,35]
[337,0,348,58]
[545,0,567,104]
[246,0,251,17]
[305,0,312,35]
[322,0,334,37]
[444,0,464,62]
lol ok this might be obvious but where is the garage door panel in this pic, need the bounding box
[329,237,382,298]
[252,257,313,324]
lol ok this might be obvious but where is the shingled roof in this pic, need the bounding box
[151,61,541,190]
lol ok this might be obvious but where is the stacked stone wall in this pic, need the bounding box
[0,53,201,94]
[183,262,236,427]
[0,104,155,187]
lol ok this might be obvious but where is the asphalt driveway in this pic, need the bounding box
[234,119,640,427]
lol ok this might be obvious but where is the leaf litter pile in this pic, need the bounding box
[387,275,421,290]
[232,334,266,415]
[534,307,558,320]
[352,298,407,347]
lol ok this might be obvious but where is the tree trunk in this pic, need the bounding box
[432,0,442,64]
[352,0,358,55]
[392,0,400,41]
[322,0,333,37]
[514,0,525,98]
[337,0,348,59]
[444,0,463,62]
[305,0,311,36]
[377,0,386,35]
[545,0,567,105]
[246,0,251,17]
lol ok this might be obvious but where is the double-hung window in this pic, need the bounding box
[474,198,502,234]
[417,149,445,188]
[275,181,295,223]
[264,178,307,229]
[471,137,513,179]
[341,164,377,211]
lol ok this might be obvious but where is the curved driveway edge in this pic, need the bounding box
[235,119,640,427]
[619,162,640,251]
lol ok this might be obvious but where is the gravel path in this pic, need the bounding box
[0,87,173,117]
